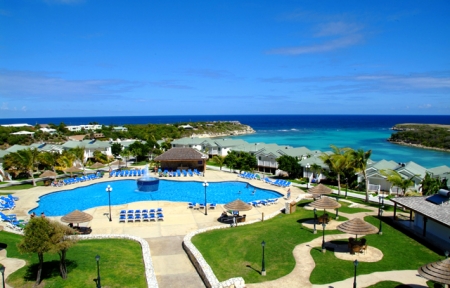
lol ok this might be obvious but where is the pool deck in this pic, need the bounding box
[2,169,297,288]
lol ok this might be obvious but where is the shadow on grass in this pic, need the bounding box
[246,264,262,275]
[23,260,78,281]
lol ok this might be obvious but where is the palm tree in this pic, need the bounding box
[69,146,85,170]
[381,169,416,196]
[38,151,59,172]
[120,148,132,168]
[320,145,352,195]
[211,155,225,170]
[56,151,76,171]
[4,148,40,186]
[420,173,441,196]
[350,148,372,202]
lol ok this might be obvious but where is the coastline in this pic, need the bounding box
[190,125,255,138]
[387,140,450,153]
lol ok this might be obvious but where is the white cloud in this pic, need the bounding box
[315,22,363,37]
[419,104,432,109]
[0,70,143,101]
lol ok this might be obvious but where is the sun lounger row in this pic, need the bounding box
[119,209,164,222]
[0,195,17,211]
[159,168,203,177]
[238,172,261,180]
[263,177,291,187]
[187,202,216,209]
[110,169,145,177]
[62,173,101,185]
[248,199,279,207]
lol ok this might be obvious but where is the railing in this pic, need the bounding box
[257,160,278,168]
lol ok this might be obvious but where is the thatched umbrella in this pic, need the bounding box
[224,199,252,226]
[60,210,93,226]
[224,199,252,212]
[110,160,126,167]
[418,258,450,286]
[309,197,341,210]
[336,218,378,240]
[308,184,333,197]
[40,170,57,179]
[90,162,104,169]
[65,166,82,177]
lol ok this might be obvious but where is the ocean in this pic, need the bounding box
[1,115,449,169]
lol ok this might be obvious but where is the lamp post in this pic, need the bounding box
[95,255,101,288]
[261,241,266,276]
[0,264,5,288]
[106,185,112,222]
[353,259,359,288]
[345,178,348,199]
[313,208,317,234]
[203,181,209,216]
[335,197,339,220]
[322,222,326,253]
[379,209,383,235]
[306,163,310,189]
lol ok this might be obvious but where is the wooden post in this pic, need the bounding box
[262,212,264,222]
[423,217,427,237]
[409,210,413,221]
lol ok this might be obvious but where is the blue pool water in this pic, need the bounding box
[31,180,284,216]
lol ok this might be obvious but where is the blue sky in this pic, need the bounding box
[1,0,449,118]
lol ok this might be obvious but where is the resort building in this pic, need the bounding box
[154,147,207,173]
[391,189,450,250]
[39,127,57,134]
[10,131,35,136]
[112,126,128,132]
[66,124,102,132]
[62,139,112,162]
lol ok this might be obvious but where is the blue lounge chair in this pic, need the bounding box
[127,209,134,215]
[199,203,205,209]
[149,214,156,221]
[120,210,126,216]
[188,202,195,209]
[7,194,19,201]
[142,214,149,222]
[157,213,164,221]
[157,208,163,213]
[142,209,148,214]
[119,215,126,223]
[135,209,141,215]
[149,208,156,213]
[134,214,141,222]
[182,170,188,177]
[127,215,134,222]
[209,203,217,209]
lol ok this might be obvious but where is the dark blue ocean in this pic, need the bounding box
[1,115,449,168]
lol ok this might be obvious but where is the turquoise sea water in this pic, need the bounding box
[1,114,449,168]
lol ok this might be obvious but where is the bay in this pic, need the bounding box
[1,114,449,168]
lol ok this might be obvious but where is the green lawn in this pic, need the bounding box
[192,201,348,283]
[0,181,45,190]
[193,200,442,285]
[0,231,146,288]
[366,281,412,288]
[337,201,374,214]
[309,216,440,284]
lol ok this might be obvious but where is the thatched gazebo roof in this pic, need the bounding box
[65,166,82,173]
[308,184,333,196]
[154,147,207,161]
[40,170,57,178]
[418,258,450,285]
[309,197,341,210]
[336,218,379,237]
[224,199,253,212]
[90,162,104,169]
[60,210,93,224]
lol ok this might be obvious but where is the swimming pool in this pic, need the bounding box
[31,180,283,216]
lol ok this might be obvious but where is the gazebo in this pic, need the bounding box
[154,147,208,175]
[308,184,333,198]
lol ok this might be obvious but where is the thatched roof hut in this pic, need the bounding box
[154,147,208,173]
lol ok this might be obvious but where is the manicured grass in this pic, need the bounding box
[334,194,396,212]
[366,281,412,288]
[0,231,146,288]
[192,202,348,284]
[309,216,441,284]
[0,181,45,190]
[337,201,373,214]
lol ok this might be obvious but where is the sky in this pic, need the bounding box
[1,0,449,118]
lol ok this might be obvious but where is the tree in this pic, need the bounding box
[211,155,226,170]
[420,173,441,196]
[224,151,238,173]
[17,217,54,285]
[38,151,59,172]
[320,145,352,195]
[120,148,132,168]
[49,222,78,279]
[129,141,150,162]
[225,151,256,173]
[350,148,372,202]
[111,143,123,158]
[276,155,302,178]
[3,148,40,186]
[93,150,108,163]
[380,169,416,196]
[69,146,85,169]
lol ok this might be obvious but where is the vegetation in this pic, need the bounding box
[1,231,146,287]
[319,145,352,196]
[223,151,257,173]
[17,217,77,284]
[365,281,411,288]
[192,200,347,283]
[276,155,302,178]
[389,124,450,150]
[309,216,439,284]
[421,172,448,196]
[350,148,372,202]
[3,148,40,186]
[211,155,226,170]
[380,169,416,195]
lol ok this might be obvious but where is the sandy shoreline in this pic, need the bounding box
[387,140,450,153]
